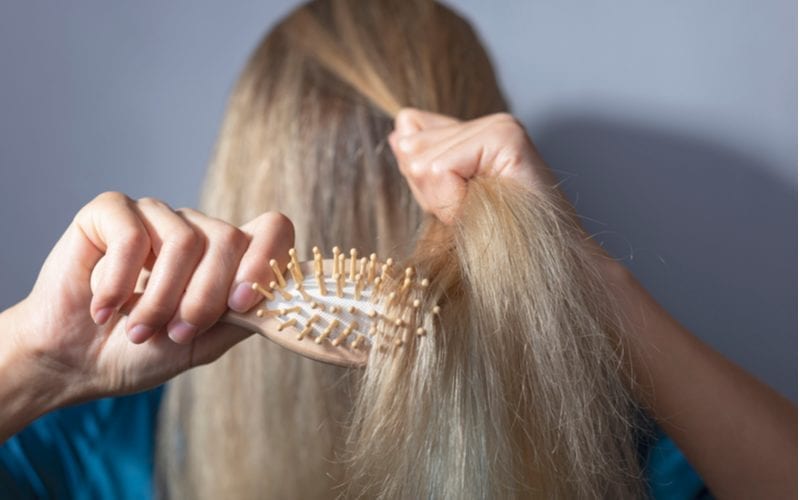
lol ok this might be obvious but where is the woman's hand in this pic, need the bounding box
[389,110,798,499]
[4,192,293,414]
[388,108,556,224]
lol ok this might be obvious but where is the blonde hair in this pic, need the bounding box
[157,0,643,498]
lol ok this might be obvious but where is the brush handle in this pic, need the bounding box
[221,307,368,367]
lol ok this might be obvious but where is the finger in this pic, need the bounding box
[189,324,253,368]
[126,198,204,344]
[394,108,460,136]
[163,209,249,344]
[75,192,151,324]
[392,124,464,162]
[399,116,534,224]
[394,124,490,221]
[227,211,295,313]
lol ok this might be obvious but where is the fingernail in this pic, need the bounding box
[167,320,197,344]
[228,282,258,312]
[94,307,114,325]
[128,324,155,344]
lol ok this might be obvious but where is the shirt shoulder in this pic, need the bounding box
[0,387,163,500]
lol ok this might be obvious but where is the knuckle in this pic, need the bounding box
[489,112,516,125]
[175,207,200,217]
[491,120,528,148]
[116,224,149,248]
[260,211,295,239]
[216,224,247,251]
[97,283,130,306]
[409,159,427,177]
[395,108,418,126]
[89,191,129,210]
[168,227,203,255]
[429,159,447,175]
[135,301,176,326]
[137,196,167,209]
[179,292,223,329]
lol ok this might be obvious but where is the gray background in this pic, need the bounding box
[0,1,796,400]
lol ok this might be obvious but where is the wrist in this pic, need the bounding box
[0,299,71,440]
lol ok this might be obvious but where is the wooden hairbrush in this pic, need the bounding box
[221,247,438,368]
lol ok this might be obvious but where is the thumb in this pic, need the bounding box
[189,323,253,367]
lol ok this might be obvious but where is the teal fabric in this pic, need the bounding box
[0,387,162,499]
[1,388,709,499]
[644,430,712,499]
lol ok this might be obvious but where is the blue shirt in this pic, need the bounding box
[0,388,710,499]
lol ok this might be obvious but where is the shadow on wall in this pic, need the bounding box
[531,114,797,400]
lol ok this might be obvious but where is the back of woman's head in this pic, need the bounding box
[158,1,643,498]
[202,0,506,253]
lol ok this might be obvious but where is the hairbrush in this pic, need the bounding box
[221,247,439,367]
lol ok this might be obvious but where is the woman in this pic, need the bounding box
[0,0,795,498]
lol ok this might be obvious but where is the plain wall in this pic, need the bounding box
[0,1,796,400]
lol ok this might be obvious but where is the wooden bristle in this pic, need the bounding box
[278,318,297,331]
[270,281,292,300]
[349,248,357,281]
[288,248,300,268]
[316,272,327,296]
[332,247,341,275]
[288,261,304,284]
[313,246,322,275]
[316,319,339,344]
[251,282,274,301]
[338,254,346,282]
[381,263,391,281]
[333,321,357,347]
[269,259,286,288]
[359,257,367,280]
[351,334,365,350]
[368,253,377,282]
[354,273,365,300]
[334,273,343,298]
[296,283,311,301]
[298,314,319,340]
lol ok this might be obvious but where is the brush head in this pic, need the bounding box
[222,247,436,367]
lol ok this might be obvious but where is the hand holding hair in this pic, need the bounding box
[390,107,797,499]
[0,193,294,442]
[389,108,553,224]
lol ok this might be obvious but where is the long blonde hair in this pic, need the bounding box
[157,1,643,498]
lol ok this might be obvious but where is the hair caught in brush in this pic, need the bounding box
[346,178,642,498]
